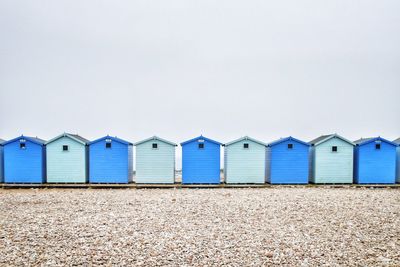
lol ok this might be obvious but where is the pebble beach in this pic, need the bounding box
[0,188,399,266]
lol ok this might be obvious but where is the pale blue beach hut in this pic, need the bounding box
[135,136,177,184]
[309,134,355,184]
[46,133,89,183]
[224,136,267,184]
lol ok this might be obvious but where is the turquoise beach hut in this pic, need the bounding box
[266,136,310,184]
[46,133,89,183]
[134,136,177,184]
[394,138,400,183]
[181,135,222,184]
[3,136,46,183]
[89,136,133,184]
[354,137,397,184]
[224,136,267,184]
[309,134,355,184]
[0,138,4,183]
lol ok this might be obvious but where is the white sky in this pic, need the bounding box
[1,0,399,167]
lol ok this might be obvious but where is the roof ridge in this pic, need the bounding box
[134,136,177,146]
[181,135,222,146]
[225,136,267,147]
[309,134,354,146]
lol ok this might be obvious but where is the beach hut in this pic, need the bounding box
[224,136,267,184]
[181,135,222,184]
[266,136,310,184]
[309,134,354,184]
[134,136,177,184]
[89,135,133,184]
[394,138,400,183]
[0,138,5,183]
[354,137,397,184]
[3,135,46,183]
[46,133,89,183]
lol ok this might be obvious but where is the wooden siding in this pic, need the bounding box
[396,146,400,183]
[308,146,315,182]
[135,139,175,184]
[46,136,87,183]
[265,147,271,182]
[225,139,266,184]
[4,139,45,183]
[0,145,3,183]
[354,141,396,184]
[267,140,309,184]
[89,139,132,183]
[128,145,133,182]
[182,139,220,184]
[312,137,353,183]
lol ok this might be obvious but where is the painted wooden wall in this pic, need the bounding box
[46,137,87,183]
[396,146,400,183]
[182,138,220,184]
[0,142,4,183]
[308,146,315,182]
[135,139,175,184]
[225,139,266,184]
[89,138,132,183]
[267,139,309,184]
[3,138,45,183]
[311,137,353,183]
[354,140,396,184]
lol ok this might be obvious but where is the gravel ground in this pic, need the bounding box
[0,188,399,266]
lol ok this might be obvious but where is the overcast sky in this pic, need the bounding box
[1,0,399,147]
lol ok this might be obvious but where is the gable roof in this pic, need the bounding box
[309,134,355,146]
[134,136,177,147]
[224,136,267,147]
[268,136,310,147]
[90,135,132,146]
[2,135,46,146]
[309,135,331,145]
[353,137,374,145]
[393,138,400,145]
[354,137,397,147]
[180,135,222,146]
[46,133,89,145]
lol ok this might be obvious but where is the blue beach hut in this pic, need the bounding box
[309,134,355,184]
[46,133,89,183]
[266,136,310,184]
[392,138,400,183]
[135,136,177,184]
[89,135,133,184]
[0,138,5,183]
[354,137,397,184]
[3,135,46,183]
[224,136,267,184]
[181,135,222,184]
